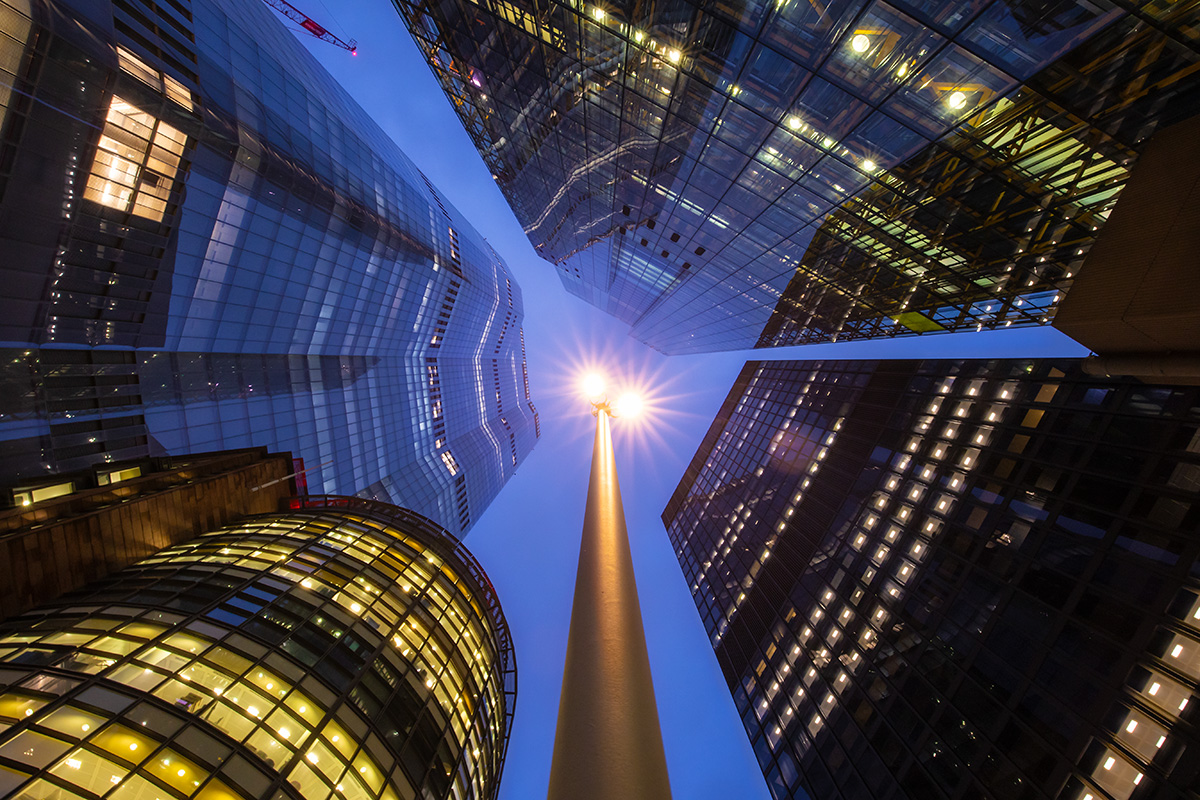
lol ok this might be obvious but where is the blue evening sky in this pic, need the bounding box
[293,5,1087,797]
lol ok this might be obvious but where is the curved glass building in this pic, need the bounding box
[0,496,515,800]
[0,0,539,537]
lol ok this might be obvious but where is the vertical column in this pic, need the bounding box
[547,408,672,799]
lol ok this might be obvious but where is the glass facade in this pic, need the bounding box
[0,0,539,536]
[664,359,1200,799]
[394,0,1200,353]
[0,496,516,800]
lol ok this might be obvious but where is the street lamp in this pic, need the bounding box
[546,376,672,800]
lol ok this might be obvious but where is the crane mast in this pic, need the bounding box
[262,0,357,53]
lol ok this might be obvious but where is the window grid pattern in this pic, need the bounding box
[0,673,271,800]
[397,0,1200,353]
[665,359,1200,800]
[0,0,539,535]
[0,501,515,800]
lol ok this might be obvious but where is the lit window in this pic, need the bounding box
[98,467,142,486]
[84,97,187,222]
[117,47,195,111]
[14,481,75,506]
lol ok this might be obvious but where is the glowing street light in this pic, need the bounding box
[582,373,606,401]
[546,376,672,800]
[613,392,643,418]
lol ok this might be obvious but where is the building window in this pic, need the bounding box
[116,47,195,111]
[97,467,142,485]
[12,481,75,507]
[84,96,187,222]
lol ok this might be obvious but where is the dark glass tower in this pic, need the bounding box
[664,358,1200,799]
[0,0,539,536]
[393,0,1200,353]
[0,494,516,800]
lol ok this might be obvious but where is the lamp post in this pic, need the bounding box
[546,380,672,800]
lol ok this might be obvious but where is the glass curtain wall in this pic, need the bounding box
[395,0,1200,353]
[0,0,539,537]
[0,498,516,800]
[665,359,1200,799]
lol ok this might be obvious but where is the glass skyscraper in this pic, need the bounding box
[0,0,539,536]
[664,358,1200,799]
[393,0,1200,353]
[0,492,516,800]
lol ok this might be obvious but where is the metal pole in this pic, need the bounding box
[547,406,672,800]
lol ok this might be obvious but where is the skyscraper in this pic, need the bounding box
[0,0,539,536]
[394,0,1200,353]
[0,490,516,800]
[664,358,1200,799]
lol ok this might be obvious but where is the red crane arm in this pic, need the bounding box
[261,0,357,53]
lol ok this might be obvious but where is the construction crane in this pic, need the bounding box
[262,0,357,54]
